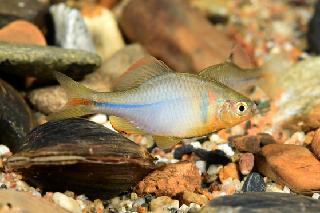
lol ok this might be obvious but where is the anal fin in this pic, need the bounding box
[109,116,145,135]
[153,136,182,149]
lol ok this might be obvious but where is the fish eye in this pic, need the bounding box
[236,102,248,115]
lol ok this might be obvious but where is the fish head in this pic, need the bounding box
[217,94,257,127]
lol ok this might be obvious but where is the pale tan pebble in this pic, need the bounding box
[89,114,107,124]
[217,143,234,157]
[52,192,81,213]
[0,145,10,156]
[304,131,315,145]
[312,193,320,199]
[195,160,207,175]
[282,186,291,193]
[266,183,285,193]
[149,196,179,212]
[209,134,227,144]
[284,131,305,145]
[207,164,223,176]
[190,141,202,149]
[182,191,208,206]
[131,192,138,200]
[230,124,245,136]
[220,178,241,195]
[201,140,218,151]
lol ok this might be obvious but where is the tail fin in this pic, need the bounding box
[48,72,97,121]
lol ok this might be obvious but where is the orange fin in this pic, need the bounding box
[66,98,93,107]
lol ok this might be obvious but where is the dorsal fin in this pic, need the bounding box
[113,56,173,91]
[109,116,146,135]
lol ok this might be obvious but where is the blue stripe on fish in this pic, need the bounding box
[95,101,164,109]
[200,92,208,124]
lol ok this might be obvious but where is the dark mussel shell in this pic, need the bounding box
[5,118,155,199]
[0,79,34,152]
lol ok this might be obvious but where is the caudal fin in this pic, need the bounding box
[48,72,97,120]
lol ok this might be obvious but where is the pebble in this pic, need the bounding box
[52,192,81,213]
[238,153,254,175]
[256,144,320,191]
[284,131,305,145]
[195,160,207,175]
[89,114,107,124]
[149,196,179,212]
[182,191,208,206]
[220,178,241,195]
[216,143,234,157]
[230,133,276,153]
[219,163,239,183]
[135,162,201,197]
[242,172,266,192]
[312,193,320,200]
[311,128,320,159]
[207,164,222,176]
[0,145,10,156]
[50,3,96,53]
[0,20,46,45]
[82,5,125,60]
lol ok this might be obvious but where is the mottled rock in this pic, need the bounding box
[82,5,124,60]
[0,190,68,213]
[270,57,320,133]
[230,133,276,153]
[149,196,179,212]
[28,44,145,114]
[52,192,81,213]
[0,0,49,29]
[182,191,208,206]
[50,3,96,53]
[119,0,254,73]
[311,128,320,159]
[201,192,320,213]
[239,153,254,175]
[219,163,239,183]
[135,161,201,197]
[0,20,46,45]
[256,144,320,192]
[242,172,266,192]
[0,42,101,80]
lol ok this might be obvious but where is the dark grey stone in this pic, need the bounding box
[201,192,320,213]
[242,172,266,192]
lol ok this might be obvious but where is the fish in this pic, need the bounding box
[48,56,257,149]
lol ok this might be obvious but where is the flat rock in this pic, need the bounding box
[28,44,146,114]
[119,0,254,73]
[134,161,201,197]
[0,190,68,213]
[0,20,46,45]
[256,144,320,192]
[0,42,101,80]
[230,133,276,153]
[200,192,320,213]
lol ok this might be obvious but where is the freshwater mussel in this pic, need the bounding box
[0,79,35,152]
[5,118,155,199]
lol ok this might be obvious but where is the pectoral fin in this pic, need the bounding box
[109,116,145,135]
[113,56,173,91]
[153,136,182,149]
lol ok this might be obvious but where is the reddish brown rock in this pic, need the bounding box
[0,20,46,45]
[134,161,201,197]
[256,144,320,192]
[311,128,320,159]
[119,0,255,73]
[239,153,254,175]
[230,133,276,153]
[218,163,239,183]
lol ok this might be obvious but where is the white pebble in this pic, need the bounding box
[312,193,320,199]
[217,144,234,157]
[89,114,107,124]
[53,192,81,213]
[190,141,202,149]
[0,145,10,156]
[207,164,222,176]
[282,186,291,193]
[195,160,206,174]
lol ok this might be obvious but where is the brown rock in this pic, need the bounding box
[218,163,239,183]
[239,153,254,175]
[256,144,320,192]
[230,133,276,153]
[135,161,201,197]
[311,128,320,159]
[182,191,208,206]
[0,20,46,45]
[0,190,68,213]
[119,0,255,73]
